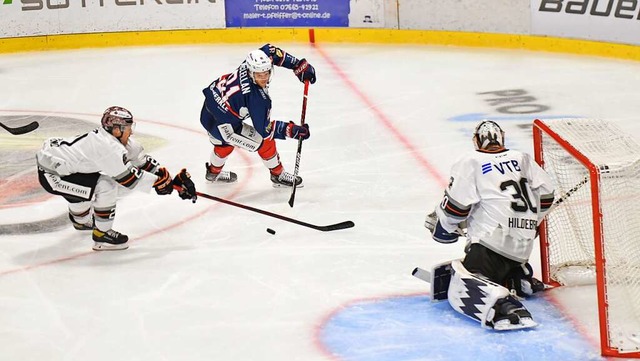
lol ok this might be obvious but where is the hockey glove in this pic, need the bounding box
[424,210,438,232]
[173,168,197,203]
[425,209,466,236]
[285,121,310,140]
[153,167,174,195]
[293,58,316,84]
[432,220,459,244]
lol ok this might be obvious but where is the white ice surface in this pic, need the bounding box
[1,43,640,360]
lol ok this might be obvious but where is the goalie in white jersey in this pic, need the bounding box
[425,120,555,331]
[36,106,197,251]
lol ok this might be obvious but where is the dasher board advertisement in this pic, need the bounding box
[531,0,640,45]
[1,0,225,38]
[225,0,385,28]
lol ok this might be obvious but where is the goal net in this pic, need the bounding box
[533,118,640,357]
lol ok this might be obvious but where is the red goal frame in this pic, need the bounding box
[533,118,640,358]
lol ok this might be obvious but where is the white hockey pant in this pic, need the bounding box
[215,123,263,152]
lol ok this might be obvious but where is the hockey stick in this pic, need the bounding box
[412,267,431,283]
[548,175,589,212]
[0,121,39,135]
[195,190,354,232]
[288,80,310,208]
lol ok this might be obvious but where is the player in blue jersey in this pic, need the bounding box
[200,44,316,187]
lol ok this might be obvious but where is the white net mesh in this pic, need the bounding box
[538,118,640,354]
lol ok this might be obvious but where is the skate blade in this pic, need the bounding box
[271,183,304,188]
[92,242,129,251]
[492,318,538,331]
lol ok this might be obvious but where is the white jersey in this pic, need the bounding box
[36,128,156,191]
[436,148,555,263]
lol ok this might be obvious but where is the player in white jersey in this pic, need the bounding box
[36,106,197,251]
[424,120,555,330]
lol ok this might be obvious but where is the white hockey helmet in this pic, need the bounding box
[473,120,505,150]
[245,49,273,83]
[101,106,134,132]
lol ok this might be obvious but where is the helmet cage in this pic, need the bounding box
[473,120,505,150]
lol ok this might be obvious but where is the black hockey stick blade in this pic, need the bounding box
[193,189,354,232]
[316,220,355,232]
[0,121,39,135]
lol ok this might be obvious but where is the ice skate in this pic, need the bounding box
[68,212,93,231]
[270,171,303,188]
[92,228,129,251]
[205,163,237,184]
[489,298,537,331]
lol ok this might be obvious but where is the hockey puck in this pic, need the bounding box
[266,228,276,235]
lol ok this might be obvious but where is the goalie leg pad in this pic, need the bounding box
[430,260,454,301]
[447,260,537,331]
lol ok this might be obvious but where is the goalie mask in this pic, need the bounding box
[245,50,273,86]
[473,120,505,150]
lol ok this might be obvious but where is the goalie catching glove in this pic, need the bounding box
[173,168,197,203]
[425,209,466,244]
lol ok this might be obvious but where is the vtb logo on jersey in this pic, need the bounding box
[482,160,521,175]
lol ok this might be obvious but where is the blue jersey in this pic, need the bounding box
[201,44,301,141]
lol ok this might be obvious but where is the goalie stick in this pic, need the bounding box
[412,267,431,283]
[0,121,39,135]
[288,80,310,208]
[195,189,354,232]
[547,175,588,213]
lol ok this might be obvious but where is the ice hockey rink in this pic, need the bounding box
[1,42,640,361]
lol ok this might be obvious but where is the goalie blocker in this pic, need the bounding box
[414,260,537,331]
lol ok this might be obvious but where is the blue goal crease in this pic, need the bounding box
[319,295,605,361]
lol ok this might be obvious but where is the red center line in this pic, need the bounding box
[310,42,448,189]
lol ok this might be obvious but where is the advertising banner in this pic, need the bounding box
[1,0,225,38]
[225,0,385,28]
[531,0,640,46]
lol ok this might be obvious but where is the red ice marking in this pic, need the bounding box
[308,28,315,44]
[311,46,447,189]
